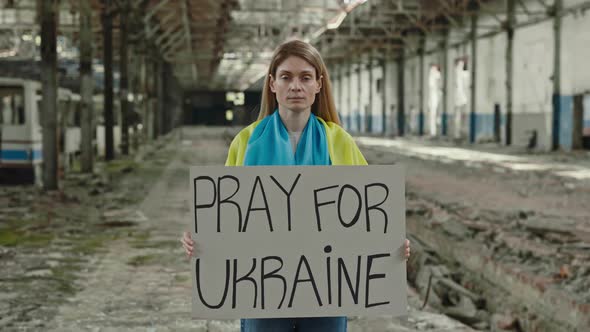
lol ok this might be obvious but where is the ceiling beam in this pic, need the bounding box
[160,29,185,52]
[180,0,197,82]
[144,0,170,21]
[145,10,175,40]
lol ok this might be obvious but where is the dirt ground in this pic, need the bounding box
[3,126,590,331]
[0,127,473,332]
[359,136,590,331]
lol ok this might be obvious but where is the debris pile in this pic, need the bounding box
[406,192,590,331]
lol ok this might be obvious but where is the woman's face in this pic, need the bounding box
[270,56,322,114]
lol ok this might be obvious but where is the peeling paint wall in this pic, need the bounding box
[331,0,590,150]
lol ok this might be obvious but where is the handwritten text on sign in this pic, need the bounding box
[190,165,406,319]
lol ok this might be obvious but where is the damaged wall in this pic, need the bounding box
[330,0,590,151]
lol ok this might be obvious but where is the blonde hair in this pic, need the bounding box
[258,39,340,125]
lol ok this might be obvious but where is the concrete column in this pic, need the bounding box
[397,49,405,136]
[348,59,353,130]
[339,62,344,124]
[573,95,584,149]
[140,55,149,141]
[506,0,515,145]
[419,37,425,136]
[442,30,449,136]
[40,0,59,190]
[129,44,139,151]
[552,0,562,150]
[381,53,387,135]
[357,59,362,133]
[330,64,337,112]
[59,99,71,173]
[79,0,94,173]
[470,13,478,144]
[151,58,158,139]
[148,56,156,139]
[119,0,130,155]
[102,0,115,160]
[156,59,165,137]
[368,52,373,133]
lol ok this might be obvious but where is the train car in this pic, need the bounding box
[0,77,75,185]
[1,77,142,185]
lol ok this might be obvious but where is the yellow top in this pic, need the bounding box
[225,116,367,166]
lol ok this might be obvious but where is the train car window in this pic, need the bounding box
[0,86,25,125]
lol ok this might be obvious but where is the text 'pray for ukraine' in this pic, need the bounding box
[189,165,407,319]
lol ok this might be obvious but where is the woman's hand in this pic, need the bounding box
[181,231,195,257]
[182,231,409,260]
[404,239,411,260]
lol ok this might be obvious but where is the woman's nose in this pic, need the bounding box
[289,79,303,91]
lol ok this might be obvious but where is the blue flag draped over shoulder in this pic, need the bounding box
[243,110,331,166]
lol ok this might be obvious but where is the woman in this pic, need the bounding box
[181,39,410,332]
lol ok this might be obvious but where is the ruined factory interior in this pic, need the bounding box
[1,0,590,331]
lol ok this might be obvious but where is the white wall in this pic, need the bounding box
[562,8,590,95]
[370,60,383,133]
[341,62,355,130]
[513,21,553,115]
[512,20,554,149]
[358,60,368,132]
[350,63,360,132]
[447,42,470,138]
[404,55,420,134]
[476,31,506,141]
[335,0,590,150]
[425,50,442,135]
[385,59,398,135]
[478,33,506,113]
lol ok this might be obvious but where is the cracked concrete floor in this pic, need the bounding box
[35,127,470,332]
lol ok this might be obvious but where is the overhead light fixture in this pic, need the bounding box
[223,52,238,59]
[225,110,234,121]
[344,0,368,5]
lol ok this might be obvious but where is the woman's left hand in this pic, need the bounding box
[404,239,411,260]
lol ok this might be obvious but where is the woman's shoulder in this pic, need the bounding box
[226,119,264,166]
[316,116,367,165]
[316,117,355,142]
[231,119,263,144]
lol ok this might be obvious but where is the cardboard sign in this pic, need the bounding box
[189,165,406,319]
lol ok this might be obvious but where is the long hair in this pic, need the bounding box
[258,39,340,125]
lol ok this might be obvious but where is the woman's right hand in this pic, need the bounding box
[181,231,195,257]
